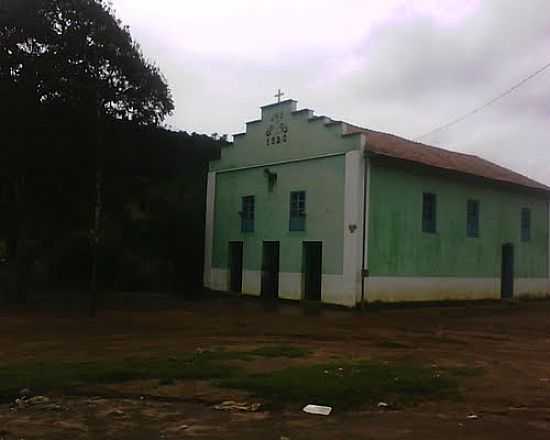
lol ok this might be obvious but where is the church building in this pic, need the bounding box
[203,97,550,306]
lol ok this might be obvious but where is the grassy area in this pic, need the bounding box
[0,345,308,397]
[249,345,310,358]
[219,362,468,408]
[0,344,478,409]
[377,340,410,349]
[447,366,485,377]
[0,356,236,397]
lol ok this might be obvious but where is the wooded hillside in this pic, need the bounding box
[0,0,224,305]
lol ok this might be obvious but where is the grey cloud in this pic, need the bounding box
[335,0,550,184]
[114,0,550,185]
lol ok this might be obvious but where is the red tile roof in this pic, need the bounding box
[346,126,550,192]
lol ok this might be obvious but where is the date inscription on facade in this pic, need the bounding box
[266,112,289,146]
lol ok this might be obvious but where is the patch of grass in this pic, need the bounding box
[219,361,461,409]
[185,345,310,362]
[0,355,239,397]
[0,345,312,397]
[377,340,409,349]
[249,345,310,358]
[447,366,484,378]
[158,377,176,386]
[424,335,467,345]
[188,349,252,362]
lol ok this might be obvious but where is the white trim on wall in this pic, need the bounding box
[215,152,347,174]
[343,150,364,305]
[203,171,216,289]
[363,156,372,302]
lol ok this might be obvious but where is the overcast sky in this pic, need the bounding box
[111,0,550,185]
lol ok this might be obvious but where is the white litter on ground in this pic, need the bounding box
[303,404,332,416]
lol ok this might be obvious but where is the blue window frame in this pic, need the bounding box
[241,196,255,233]
[521,208,531,242]
[422,192,437,233]
[467,199,480,237]
[289,191,306,231]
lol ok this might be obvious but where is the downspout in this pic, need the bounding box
[360,154,368,309]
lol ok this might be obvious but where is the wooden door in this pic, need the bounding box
[229,242,243,293]
[303,242,322,302]
[261,241,279,300]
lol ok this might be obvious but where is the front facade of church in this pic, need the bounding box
[203,99,550,306]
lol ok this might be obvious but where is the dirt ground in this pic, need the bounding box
[2,295,550,439]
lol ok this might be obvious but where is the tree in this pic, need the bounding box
[0,0,174,313]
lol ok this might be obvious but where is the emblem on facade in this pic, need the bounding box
[266,112,289,146]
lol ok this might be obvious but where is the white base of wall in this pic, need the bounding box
[365,277,550,303]
[515,278,550,298]
[209,269,550,305]
[209,269,355,307]
[242,270,261,296]
[210,268,229,292]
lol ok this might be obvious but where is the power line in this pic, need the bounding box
[415,59,550,141]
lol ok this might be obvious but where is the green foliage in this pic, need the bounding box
[219,362,464,408]
[0,0,223,297]
[1,0,173,124]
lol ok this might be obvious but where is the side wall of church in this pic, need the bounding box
[365,156,550,302]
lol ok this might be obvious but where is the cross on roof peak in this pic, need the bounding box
[274,89,285,103]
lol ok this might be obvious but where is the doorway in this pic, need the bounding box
[229,242,243,293]
[303,242,322,302]
[501,243,514,299]
[261,241,280,300]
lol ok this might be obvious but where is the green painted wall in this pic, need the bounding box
[211,101,359,171]
[368,158,549,278]
[213,155,346,274]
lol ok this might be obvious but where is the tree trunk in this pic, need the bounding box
[90,97,104,318]
[1,237,16,302]
[13,176,28,305]
[90,167,102,317]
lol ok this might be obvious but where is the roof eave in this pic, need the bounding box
[367,150,550,194]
